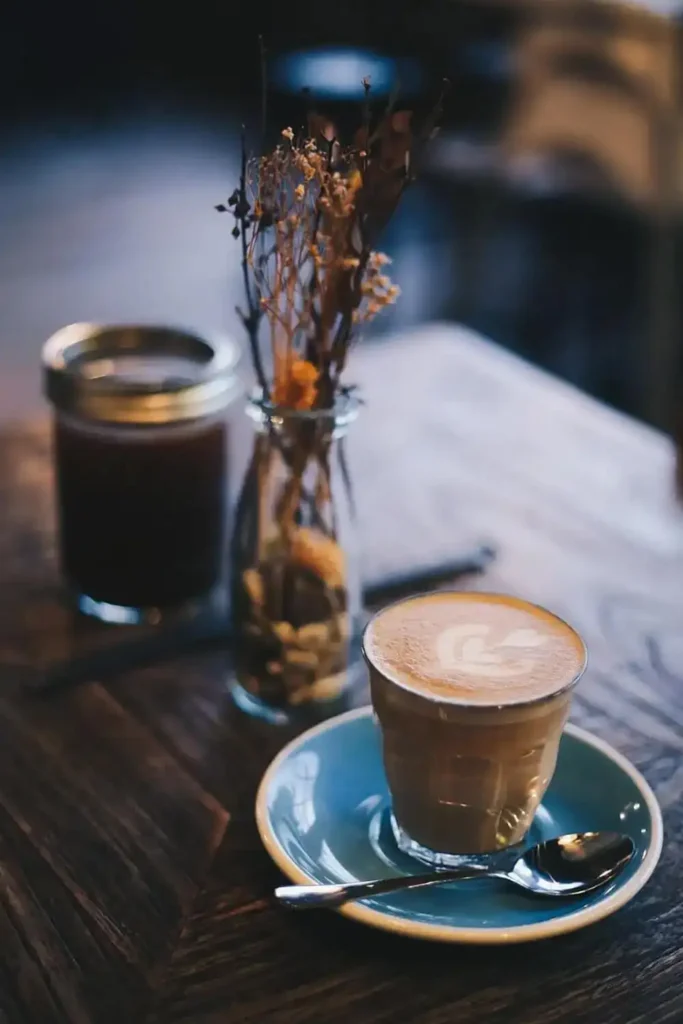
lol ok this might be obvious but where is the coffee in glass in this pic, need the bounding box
[363,592,586,865]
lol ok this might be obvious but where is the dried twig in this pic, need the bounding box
[235,126,269,398]
[221,73,446,538]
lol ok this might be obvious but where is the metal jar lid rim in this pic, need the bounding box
[43,322,242,425]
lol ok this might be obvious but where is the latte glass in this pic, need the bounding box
[363,593,587,866]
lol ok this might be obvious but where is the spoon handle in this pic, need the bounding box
[275,866,491,910]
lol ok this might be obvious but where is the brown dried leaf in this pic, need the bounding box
[379,110,412,172]
[389,110,412,134]
[307,113,337,143]
[319,263,354,332]
[354,125,369,152]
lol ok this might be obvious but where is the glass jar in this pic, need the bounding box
[43,323,241,623]
[229,392,364,723]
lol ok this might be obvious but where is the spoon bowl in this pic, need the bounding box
[275,831,635,910]
[502,831,635,896]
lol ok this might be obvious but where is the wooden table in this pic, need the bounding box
[1,324,682,1024]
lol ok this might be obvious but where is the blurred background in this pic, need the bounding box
[1,0,682,430]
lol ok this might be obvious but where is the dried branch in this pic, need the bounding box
[236,126,269,398]
[220,74,447,413]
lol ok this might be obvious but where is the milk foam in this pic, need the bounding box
[364,593,585,705]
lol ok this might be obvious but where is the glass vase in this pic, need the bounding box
[229,392,364,723]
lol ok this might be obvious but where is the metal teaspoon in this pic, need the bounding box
[275,831,635,910]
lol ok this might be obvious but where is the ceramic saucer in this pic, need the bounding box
[256,706,663,944]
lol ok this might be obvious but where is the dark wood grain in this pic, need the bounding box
[1,326,683,1023]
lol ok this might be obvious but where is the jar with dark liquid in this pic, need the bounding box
[43,323,241,623]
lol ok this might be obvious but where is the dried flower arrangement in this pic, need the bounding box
[221,68,448,715]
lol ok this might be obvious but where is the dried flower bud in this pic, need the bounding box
[273,358,319,411]
[370,251,392,268]
[281,127,294,141]
[294,184,305,200]
[309,243,323,268]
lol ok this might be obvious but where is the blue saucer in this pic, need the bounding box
[256,707,663,944]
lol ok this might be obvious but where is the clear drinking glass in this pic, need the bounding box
[363,594,587,866]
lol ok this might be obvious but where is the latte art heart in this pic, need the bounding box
[436,623,547,679]
[364,593,585,705]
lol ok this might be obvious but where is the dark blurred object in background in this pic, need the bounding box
[1,0,682,434]
[426,0,682,430]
